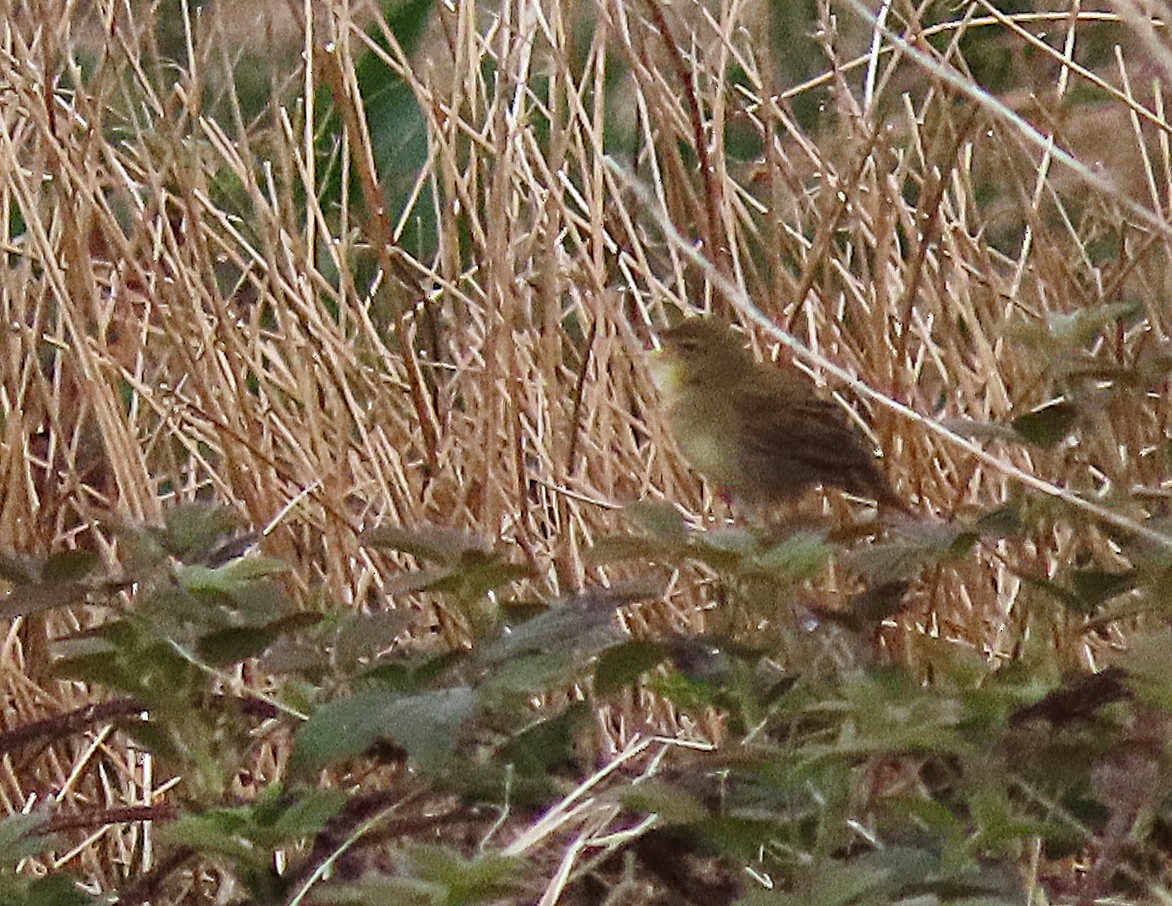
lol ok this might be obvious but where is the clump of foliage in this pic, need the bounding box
[3,475,1172,904]
[7,0,1172,902]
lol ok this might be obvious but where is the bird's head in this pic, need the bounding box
[653,319,753,394]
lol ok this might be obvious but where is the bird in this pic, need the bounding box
[652,318,908,514]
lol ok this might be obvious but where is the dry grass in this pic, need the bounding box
[3,0,1172,898]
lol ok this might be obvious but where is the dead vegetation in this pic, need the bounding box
[3,0,1172,901]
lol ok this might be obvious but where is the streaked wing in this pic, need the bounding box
[731,383,887,498]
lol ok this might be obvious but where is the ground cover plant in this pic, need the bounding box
[5,0,1172,902]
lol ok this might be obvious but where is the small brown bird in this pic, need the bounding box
[653,319,907,512]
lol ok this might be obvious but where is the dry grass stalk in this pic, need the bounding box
[2,0,1172,896]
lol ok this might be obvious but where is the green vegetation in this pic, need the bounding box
[4,0,1172,902]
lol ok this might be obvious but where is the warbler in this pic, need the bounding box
[653,319,907,512]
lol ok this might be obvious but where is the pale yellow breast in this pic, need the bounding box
[670,398,739,488]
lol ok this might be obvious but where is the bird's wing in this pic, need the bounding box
[727,375,905,506]
[732,381,879,474]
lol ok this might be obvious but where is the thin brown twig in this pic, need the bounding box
[314,26,442,472]
[643,0,731,284]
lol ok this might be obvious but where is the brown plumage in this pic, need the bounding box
[655,319,906,511]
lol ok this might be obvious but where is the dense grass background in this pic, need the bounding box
[5,0,1172,902]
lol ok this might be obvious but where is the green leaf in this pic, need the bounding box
[299,877,443,904]
[259,614,338,676]
[651,671,722,713]
[623,781,710,824]
[51,624,198,703]
[41,550,100,582]
[382,565,454,595]
[292,685,478,774]
[49,648,126,687]
[1011,400,1080,447]
[165,564,292,634]
[196,625,280,666]
[362,524,488,565]
[483,650,580,697]
[0,812,58,865]
[1118,629,1172,712]
[973,503,1026,538]
[594,640,667,695]
[479,584,653,666]
[178,557,288,597]
[352,0,437,258]
[626,500,689,542]
[839,580,911,631]
[361,650,467,690]
[422,553,532,600]
[137,585,208,628]
[841,522,964,583]
[1016,572,1094,614]
[403,844,526,902]
[802,859,898,905]
[259,639,328,676]
[157,809,257,859]
[379,0,434,56]
[266,610,326,638]
[499,702,589,774]
[0,581,89,619]
[0,551,37,584]
[175,565,231,597]
[687,526,758,570]
[830,669,966,756]
[215,555,289,583]
[269,788,349,839]
[696,816,793,861]
[24,876,96,906]
[115,525,169,576]
[749,530,830,582]
[163,503,240,561]
[691,525,757,555]
[1068,567,1137,611]
[334,609,415,671]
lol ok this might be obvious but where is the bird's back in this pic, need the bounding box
[728,367,899,506]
